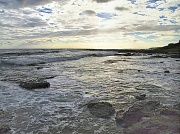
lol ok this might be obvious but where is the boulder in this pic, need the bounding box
[87,101,115,118]
[19,80,50,90]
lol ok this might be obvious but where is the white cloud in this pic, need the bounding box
[0,0,179,49]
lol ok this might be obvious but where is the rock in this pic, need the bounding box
[104,60,118,64]
[173,103,180,109]
[164,70,170,73]
[123,52,134,56]
[27,63,38,66]
[87,101,115,118]
[0,109,5,117]
[118,70,123,73]
[19,80,50,90]
[160,109,179,116]
[134,94,146,100]
[115,100,180,133]
[0,124,11,134]
[37,67,43,70]
[135,84,162,92]
[151,55,168,58]
[125,115,180,134]
[116,101,160,127]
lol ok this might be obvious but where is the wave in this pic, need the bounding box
[0,49,61,56]
[0,50,116,66]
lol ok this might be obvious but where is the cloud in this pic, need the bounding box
[92,0,114,3]
[20,18,47,28]
[0,0,180,49]
[82,10,96,16]
[115,7,129,11]
[0,0,69,8]
[135,25,180,32]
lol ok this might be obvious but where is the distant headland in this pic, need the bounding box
[151,40,180,51]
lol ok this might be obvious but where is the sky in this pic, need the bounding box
[0,0,180,49]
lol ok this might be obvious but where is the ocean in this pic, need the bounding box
[0,49,179,133]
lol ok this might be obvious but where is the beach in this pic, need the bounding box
[0,49,179,134]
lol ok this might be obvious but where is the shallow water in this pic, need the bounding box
[0,49,179,133]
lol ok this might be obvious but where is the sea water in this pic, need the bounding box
[0,49,179,133]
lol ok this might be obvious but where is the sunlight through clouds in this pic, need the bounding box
[0,0,179,49]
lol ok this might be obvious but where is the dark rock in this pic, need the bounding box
[42,76,55,80]
[37,67,43,70]
[151,55,168,58]
[118,70,123,73]
[164,70,170,73]
[104,60,118,64]
[135,94,146,100]
[169,54,180,58]
[87,101,115,118]
[0,125,11,134]
[27,63,38,66]
[19,80,50,90]
[124,52,134,56]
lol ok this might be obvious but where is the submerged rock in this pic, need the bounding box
[104,60,118,64]
[134,94,146,100]
[27,63,38,66]
[87,101,115,118]
[0,124,11,134]
[19,80,50,90]
[123,53,134,56]
[125,115,180,134]
[0,109,5,118]
[37,67,43,70]
[116,101,180,134]
[160,108,179,116]
[164,70,170,73]
[135,84,162,92]
[116,101,160,127]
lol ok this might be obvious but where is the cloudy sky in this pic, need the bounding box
[0,0,180,49]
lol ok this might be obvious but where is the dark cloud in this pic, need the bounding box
[16,17,47,28]
[11,26,129,40]
[0,15,47,29]
[92,0,114,3]
[115,7,129,11]
[82,10,96,16]
[0,1,7,5]
[82,26,93,29]
[0,0,68,8]
[135,25,180,32]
